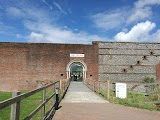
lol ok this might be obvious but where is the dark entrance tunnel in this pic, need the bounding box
[70,63,83,81]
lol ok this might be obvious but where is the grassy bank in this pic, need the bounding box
[99,89,158,111]
[0,91,54,120]
[110,92,158,111]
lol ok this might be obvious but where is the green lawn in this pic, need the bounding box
[0,91,12,102]
[97,89,158,111]
[0,90,55,120]
[0,91,12,120]
[110,92,158,111]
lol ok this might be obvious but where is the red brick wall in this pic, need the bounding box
[156,64,160,82]
[0,42,98,91]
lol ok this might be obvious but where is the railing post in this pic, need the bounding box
[98,81,101,94]
[111,82,115,97]
[41,86,46,120]
[59,80,63,99]
[95,81,97,92]
[145,84,150,94]
[10,91,21,120]
[107,80,110,100]
[93,81,95,91]
[55,88,59,110]
[92,81,94,91]
[53,84,55,103]
[60,79,62,92]
[64,82,65,92]
[145,84,149,102]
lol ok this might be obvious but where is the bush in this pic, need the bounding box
[143,77,155,83]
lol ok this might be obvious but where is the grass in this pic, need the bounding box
[0,91,12,101]
[110,92,158,111]
[0,91,12,120]
[0,90,55,120]
[97,89,158,111]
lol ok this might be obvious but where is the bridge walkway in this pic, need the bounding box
[53,81,160,120]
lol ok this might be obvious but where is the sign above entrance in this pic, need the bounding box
[70,54,85,57]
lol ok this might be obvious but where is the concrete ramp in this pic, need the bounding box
[62,81,108,103]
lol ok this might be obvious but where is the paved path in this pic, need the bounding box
[62,81,107,103]
[53,82,160,120]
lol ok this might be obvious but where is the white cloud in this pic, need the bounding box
[5,5,106,44]
[127,6,152,24]
[42,0,53,10]
[53,2,67,15]
[41,0,67,15]
[91,0,160,30]
[6,6,53,24]
[0,22,16,35]
[27,22,107,44]
[135,0,160,8]
[155,30,160,41]
[16,34,21,38]
[28,32,44,42]
[6,7,23,18]
[91,9,126,30]
[127,0,160,24]
[114,21,160,42]
[2,0,108,44]
[68,8,72,14]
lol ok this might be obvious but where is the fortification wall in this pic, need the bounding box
[98,42,160,82]
[1,41,160,91]
[0,42,98,91]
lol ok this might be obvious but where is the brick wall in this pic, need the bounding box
[0,42,98,91]
[1,41,160,91]
[156,64,160,81]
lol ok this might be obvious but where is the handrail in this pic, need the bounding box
[24,92,55,120]
[0,79,70,120]
[0,81,59,109]
[85,79,160,102]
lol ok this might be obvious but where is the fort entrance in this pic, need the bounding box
[66,60,87,81]
[70,63,83,81]
[1,42,160,91]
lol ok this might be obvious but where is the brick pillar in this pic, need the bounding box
[156,64,160,82]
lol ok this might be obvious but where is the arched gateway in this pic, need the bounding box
[66,60,87,81]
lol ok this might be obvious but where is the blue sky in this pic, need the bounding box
[0,0,160,44]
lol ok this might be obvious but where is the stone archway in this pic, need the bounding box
[66,60,87,81]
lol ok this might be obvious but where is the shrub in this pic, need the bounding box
[143,77,155,83]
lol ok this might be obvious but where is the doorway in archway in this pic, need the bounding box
[66,60,87,81]
[70,63,83,81]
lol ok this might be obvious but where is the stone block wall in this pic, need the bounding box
[98,42,160,82]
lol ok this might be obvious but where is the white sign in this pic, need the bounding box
[70,54,85,57]
[116,83,127,99]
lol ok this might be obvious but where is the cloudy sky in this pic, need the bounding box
[0,0,160,44]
